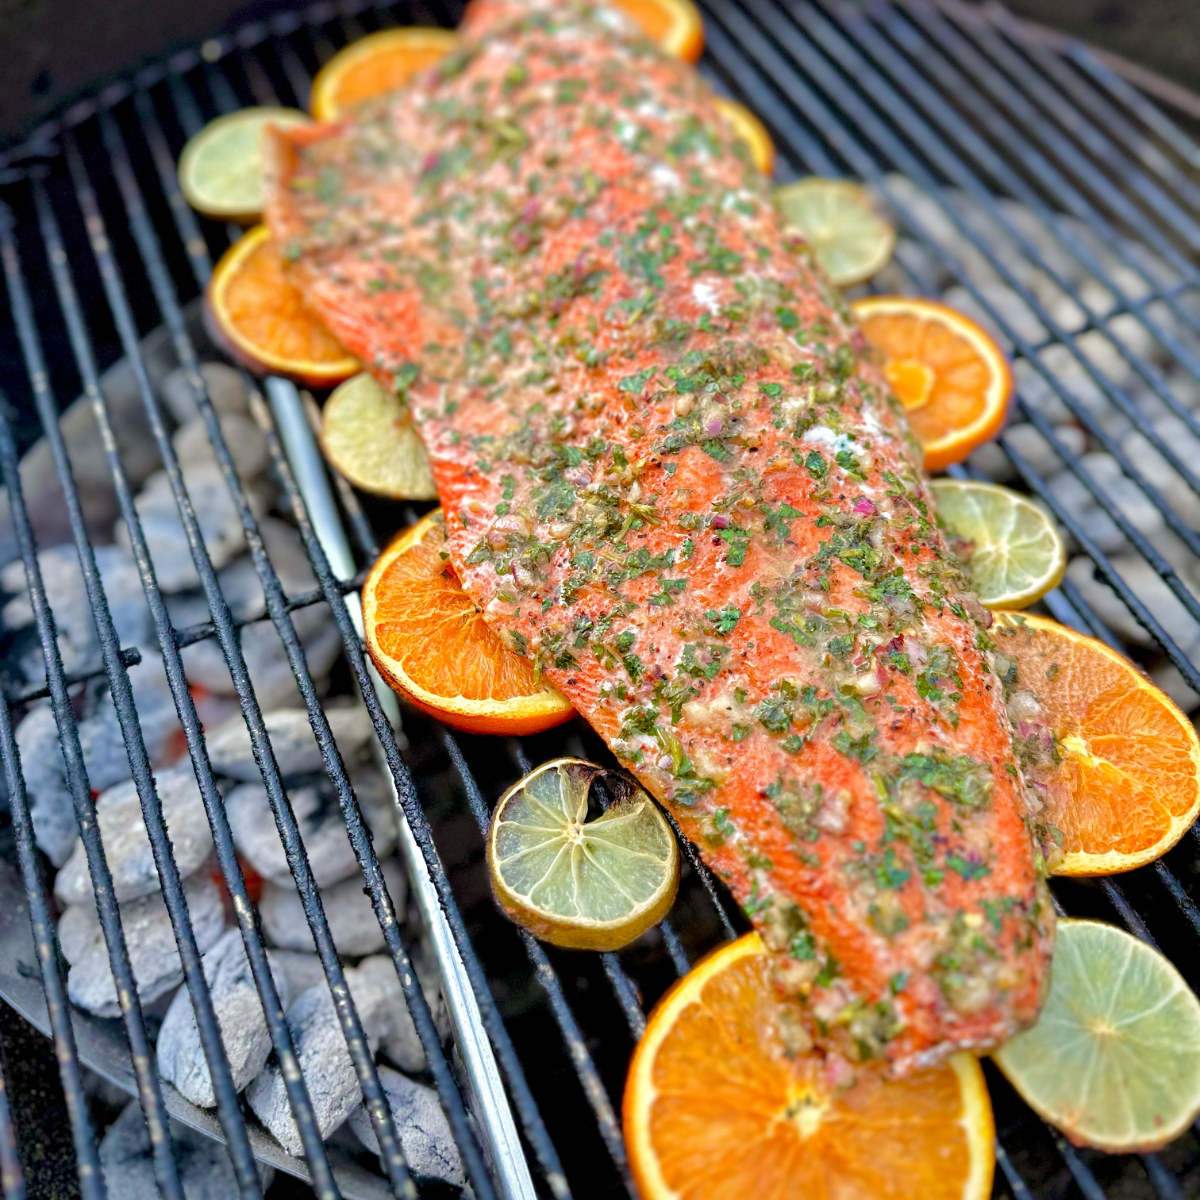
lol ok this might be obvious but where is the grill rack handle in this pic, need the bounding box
[264,376,537,1200]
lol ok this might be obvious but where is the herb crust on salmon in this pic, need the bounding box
[265,0,1054,1075]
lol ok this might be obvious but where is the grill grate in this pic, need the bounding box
[0,0,1197,1197]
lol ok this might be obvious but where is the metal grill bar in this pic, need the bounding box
[0,654,103,1200]
[133,51,571,1199]
[709,0,1200,691]
[0,192,263,1200]
[84,99,477,1197]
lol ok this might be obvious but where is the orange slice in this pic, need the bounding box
[363,510,574,735]
[713,96,775,175]
[625,933,995,1200]
[993,612,1200,876]
[850,296,1012,472]
[309,27,459,121]
[205,225,358,387]
[613,0,704,61]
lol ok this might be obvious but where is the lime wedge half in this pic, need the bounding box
[487,758,679,951]
[178,107,310,223]
[774,177,896,288]
[319,373,437,500]
[995,918,1200,1152]
[931,478,1066,609]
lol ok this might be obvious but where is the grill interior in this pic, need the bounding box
[1,0,1200,1197]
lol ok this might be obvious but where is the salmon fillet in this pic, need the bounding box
[265,0,1054,1075]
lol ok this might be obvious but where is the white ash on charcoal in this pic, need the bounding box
[19,649,184,867]
[258,857,408,958]
[1065,554,1200,660]
[349,1065,466,1190]
[54,764,212,906]
[100,1099,273,1200]
[172,410,268,482]
[354,947,449,1074]
[245,960,400,1154]
[159,362,251,425]
[180,604,343,712]
[166,518,344,709]
[226,768,396,888]
[205,704,375,783]
[157,928,293,1107]
[267,949,330,999]
[115,464,269,593]
[59,874,225,1017]
[0,543,151,682]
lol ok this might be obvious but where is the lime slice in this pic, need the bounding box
[994,918,1200,1152]
[178,107,311,223]
[773,178,896,288]
[713,96,775,175]
[931,479,1065,609]
[487,758,679,951]
[319,373,437,499]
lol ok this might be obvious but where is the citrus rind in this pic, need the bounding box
[713,96,775,175]
[487,757,679,951]
[613,0,705,61]
[309,27,460,121]
[178,107,311,223]
[930,479,1066,609]
[775,178,897,288]
[624,932,996,1200]
[319,373,438,499]
[362,513,575,736]
[207,225,360,386]
[995,918,1200,1152]
[851,295,1013,471]
[994,612,1200,876]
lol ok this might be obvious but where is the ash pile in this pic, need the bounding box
[0,359,465,1193]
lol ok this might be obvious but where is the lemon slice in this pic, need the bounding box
[774,178,896,288]
[179,107,311,223]
[319,373,437,499]
[994,918,1200,1152]
[713,96,775,175]
[931,479,1066,609]
[487,758,679,951]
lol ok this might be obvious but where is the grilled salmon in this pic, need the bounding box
[265,0,1054,1075]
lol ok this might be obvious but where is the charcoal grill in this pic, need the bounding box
[0,0,1199,1196]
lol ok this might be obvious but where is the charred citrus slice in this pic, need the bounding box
[713,96,775,175]
[487,758,679,951]
[995,918,1200,1152]
[178,107,310,223]
[993,612,1200,875]
[613,0,704,61]
[851,296,1012,472]
[206,225,359,387]
[931,479,1066,609]
[319,373,437,499]
[625,933,995,1200]
[775,178,896,288]
[309,27,459,121]
[363,510,574,735]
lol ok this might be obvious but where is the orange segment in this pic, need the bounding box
[625,933,995,1200]
[309,28,459,121]
[206,225,358,387]
[612,0,705,61]
[713,96,775,175]
[851,296,1012,472]
[993,612,1200,876]
[363,510,574,735]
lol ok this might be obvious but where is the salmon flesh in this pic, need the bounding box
[265,0,1054,1075]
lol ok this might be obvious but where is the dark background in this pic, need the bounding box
[0,0,1197,145]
